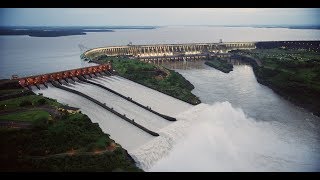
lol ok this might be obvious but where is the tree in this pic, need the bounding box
[37,98,46,105]
[19,100,32,107]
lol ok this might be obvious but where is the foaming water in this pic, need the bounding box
[147,102,320,172]
[130,116,192,170]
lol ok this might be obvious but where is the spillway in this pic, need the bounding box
[31,75,198,170]
[64,81,171,132]
[90,75,193,117]
[32,84,154,151]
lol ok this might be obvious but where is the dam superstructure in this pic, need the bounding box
[83,42,256,62]
[17,63,112,88]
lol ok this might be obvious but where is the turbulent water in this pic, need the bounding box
[149,102,319,171]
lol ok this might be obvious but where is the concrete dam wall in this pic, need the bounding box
[83,42,257,61]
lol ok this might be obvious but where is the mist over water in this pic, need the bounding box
[149,102,319,172]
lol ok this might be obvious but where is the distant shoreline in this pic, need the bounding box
[0,26,158,37]
[219,25,320,30]
[1,25,319,38]
[176,25,320,30]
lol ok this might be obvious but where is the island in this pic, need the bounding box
[205,57,233,73]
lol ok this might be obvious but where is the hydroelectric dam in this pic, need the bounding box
[15,41,320,171]
[16,42,260,170]
[83,41,256,62]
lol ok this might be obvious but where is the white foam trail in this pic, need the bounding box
[141,102,320,172]
[130,102,319,171]
[130,118,192,170]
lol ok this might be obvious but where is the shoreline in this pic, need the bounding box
[0,26,158,37]
[204,59,233,73]
[232,54,320,117]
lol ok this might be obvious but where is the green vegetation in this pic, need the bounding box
[0,84,142,172]
[205,57,233,73]
[0,110,49,122]
[0,113,141,171]
[0,89,24,96]
[0,95,60,110]
[97,56,201,105]
[233,48,320,116]
[19,100,33,107]
[37,98,47,105]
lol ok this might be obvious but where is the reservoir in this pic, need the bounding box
[1,26,320,79]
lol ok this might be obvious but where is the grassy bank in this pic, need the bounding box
[96,56,201,105]
[205,57,233,73]
[0,110,50,122]
[0,83,142,172]
[232,48,320,116]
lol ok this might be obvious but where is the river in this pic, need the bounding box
[148,60,320,171]
[2,26,320,171]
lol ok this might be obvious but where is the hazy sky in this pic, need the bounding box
[1,8,319,26]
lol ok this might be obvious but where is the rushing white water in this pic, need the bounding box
[147,102,319,172]
[64,80,171,132]
[92,75,192,116]
[130,115,192,170]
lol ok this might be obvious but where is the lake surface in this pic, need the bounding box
[1,26,320,78]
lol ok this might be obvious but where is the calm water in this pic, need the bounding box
[1,26,320,78]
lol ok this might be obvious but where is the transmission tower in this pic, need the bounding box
[78,44,89,54]
[79,44,89,67]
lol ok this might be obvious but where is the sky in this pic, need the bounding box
[0,8,319,26]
